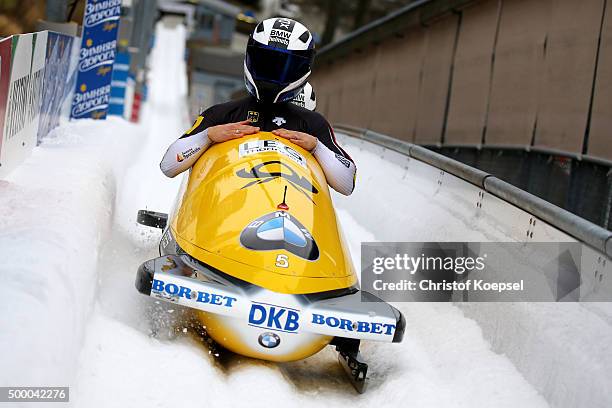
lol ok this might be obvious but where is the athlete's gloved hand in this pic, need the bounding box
[208,120,259,143]
[272,128,318,151]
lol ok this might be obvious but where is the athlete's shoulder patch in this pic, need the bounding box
[247,111,259,123]
[185,115,204,136]
[335,153,351,168]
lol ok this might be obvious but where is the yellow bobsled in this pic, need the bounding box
[136,132,404,392]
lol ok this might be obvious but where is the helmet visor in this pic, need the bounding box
[246,43,313,85]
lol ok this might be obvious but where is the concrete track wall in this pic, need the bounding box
[313,0,612,162]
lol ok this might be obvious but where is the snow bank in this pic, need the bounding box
[332,134,612,408]
[0,118,145,387]
[0,21,188,389]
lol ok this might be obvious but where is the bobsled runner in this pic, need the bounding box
[135,132,405,393]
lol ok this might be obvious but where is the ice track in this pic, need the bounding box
[0,21,548,407]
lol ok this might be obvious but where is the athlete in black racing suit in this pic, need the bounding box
[160,17,356,195]
[160,95,356,195]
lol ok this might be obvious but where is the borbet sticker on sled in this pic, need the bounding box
[240,211,319,261]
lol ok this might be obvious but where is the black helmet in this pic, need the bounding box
[245,17,315,104]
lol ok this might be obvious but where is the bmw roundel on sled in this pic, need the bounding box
[135,132,405,393]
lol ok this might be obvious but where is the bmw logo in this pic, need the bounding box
[258,332,281,348]
[240,212,319,260]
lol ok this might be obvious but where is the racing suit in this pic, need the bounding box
[160,96,356,195]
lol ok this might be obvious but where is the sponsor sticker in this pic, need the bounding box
[269,18,295,48]
[292,93,305,108]
[258,332,281,348]
[236,160,318,196]
[151,278,237,308]
[310,313,396,336]
[239,140,307,168]
[248,301,300,333]
[176,146,201,163]
[240,211,319,261]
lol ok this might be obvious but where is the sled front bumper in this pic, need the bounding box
[136,255,405,343]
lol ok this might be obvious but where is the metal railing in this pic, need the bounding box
[334,123,612,258]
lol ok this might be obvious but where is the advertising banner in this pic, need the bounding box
[0,32,47,179]
[38,32,76,143]
[61,36,82,120]
[0,37,11,171]
[71,0,121,120]
[108,51,130,117]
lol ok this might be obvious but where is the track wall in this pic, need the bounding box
[313,0,612,162]
[0,31,80,179]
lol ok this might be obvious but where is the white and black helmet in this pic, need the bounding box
[245,17,315,104]
[291,82,316,111]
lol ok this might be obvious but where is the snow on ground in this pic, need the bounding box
[0,117,146,388]
[330,139,612,408]
[1,20,549,408]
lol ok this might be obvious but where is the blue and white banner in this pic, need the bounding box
[70,0,121,120]
[38,32,77,142]
[108,51,130,117]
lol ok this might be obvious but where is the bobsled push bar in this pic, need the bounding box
[136,254,405,344]
[137,210,168,229]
